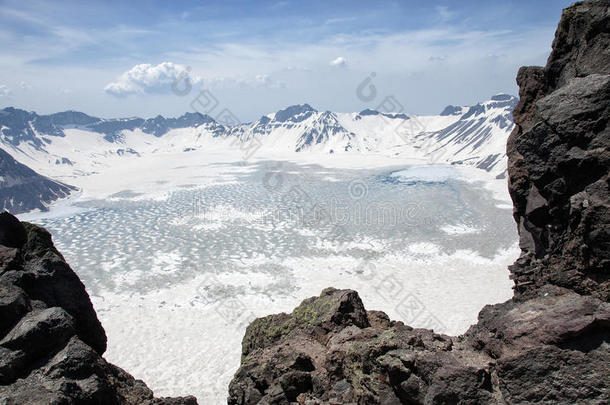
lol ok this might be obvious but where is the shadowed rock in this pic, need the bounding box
[0,149,77,215]
[0,212,27,248]
[508,0,610,300]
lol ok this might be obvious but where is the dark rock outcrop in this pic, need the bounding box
[507,0,610,301]
[229,285,609,404]
[0,213,198,404]
[228,2,610,404]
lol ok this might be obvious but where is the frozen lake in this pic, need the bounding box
[26,161,518,403]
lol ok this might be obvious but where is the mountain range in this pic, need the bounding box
[0,94,517,213]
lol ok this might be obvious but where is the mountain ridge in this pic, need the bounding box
[0,94,514,130]
[0,107,217,144]
[0,94,517,192]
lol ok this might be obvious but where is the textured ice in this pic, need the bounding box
[28,161,518,403]
[441,224,480,235]
[390,165,458,184]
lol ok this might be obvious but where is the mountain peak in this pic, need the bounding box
[358,108,380,116]
[485,94,518,111]
[274,103,317,122]
[439,105,464,116]
[46,110,100,126]
[490,93,516,101]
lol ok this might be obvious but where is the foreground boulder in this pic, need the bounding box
[229,285,609,404]
[229,1,610,403]
[0,212,198,404]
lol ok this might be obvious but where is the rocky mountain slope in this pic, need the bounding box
[0,212,198,404]
[416,94,517,176]
[228,1,610,403]
[0,148,76,214]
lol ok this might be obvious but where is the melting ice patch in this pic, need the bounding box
[441,224,480,235]
[407,242,441,255]
[390,165,458,184]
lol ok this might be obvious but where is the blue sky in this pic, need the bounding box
[0,0,573,121]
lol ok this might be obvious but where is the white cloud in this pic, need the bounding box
[156,24,551,119]
[283,66,312,72]
[104,62,202,96]
[204,73,284,90]
[325,17,356,25]
[270,1,289,9]
[0,85,12,97]
[18,81,32,90]
[253,74,285,88]
[329,56,347,67]
[0,2,556,120]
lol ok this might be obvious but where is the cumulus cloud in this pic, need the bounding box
[104,62,202,96]
[0,85,12,97]
[329,56,347,67]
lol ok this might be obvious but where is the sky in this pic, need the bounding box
[0,0,574,122]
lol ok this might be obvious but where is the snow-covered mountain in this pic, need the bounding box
[222,94,516,176]
[0,148,76,214]
[412,94,518,177]
[0,94,517,195]
[0,107,221,145]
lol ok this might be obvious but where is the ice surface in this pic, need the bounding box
[24,161,518,404]
[390,165,458,183]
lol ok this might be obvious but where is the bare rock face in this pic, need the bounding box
[229,2,610,404]
[0,213,198,404]
[507,0,610,300]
